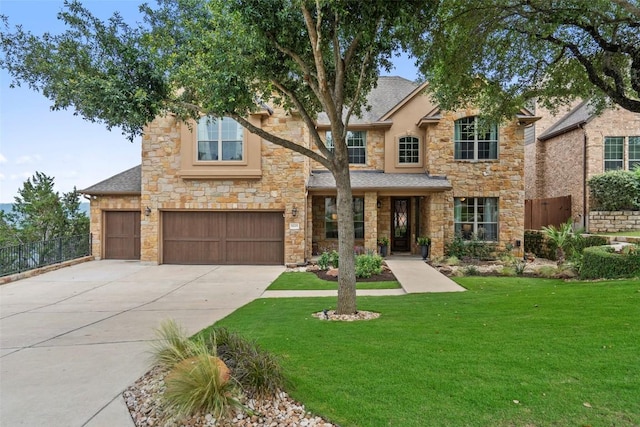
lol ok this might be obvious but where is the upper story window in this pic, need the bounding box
[605,136,640,171]
[398,136,420,164]
[326,131,366,164]
[197,116,244,161]
[454,117,498,160]
[454,197,498,241]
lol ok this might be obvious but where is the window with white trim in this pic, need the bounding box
[454,117,498,160]
[197,116,244,161]
[398,136,420,164]
[454,197,498,241]
[325,197,364,239]
[604,136,640,171]
[326,131,366,164]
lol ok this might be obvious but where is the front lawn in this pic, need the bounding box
[209,277,640,426]
[266,271,401,290]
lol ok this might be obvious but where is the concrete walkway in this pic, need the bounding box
[262,256,465,298]
[0,261,284,427]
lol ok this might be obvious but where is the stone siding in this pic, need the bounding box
[141,109,309,265]
[425,109,525,252]
[588,211,640,233]
[88,196,141,259]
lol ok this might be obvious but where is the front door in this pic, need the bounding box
[392,198,411,252]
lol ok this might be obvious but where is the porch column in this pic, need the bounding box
[427,191,453,258]
[364,191,378,253]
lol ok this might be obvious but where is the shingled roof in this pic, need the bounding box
[538,100,595,141]
[81,165,141,195]
[317,76,420,125]
[307,170,451,190]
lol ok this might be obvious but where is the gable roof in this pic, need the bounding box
[307,170,452,191]
[81,165,141,195]
[538,100,595,141]
[316,76,419,125]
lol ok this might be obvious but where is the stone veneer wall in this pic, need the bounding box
[89,195,141,259]
[588,211,640,233]
[425,109,525,252]
[311,129,385,171]
[141,109,309,265]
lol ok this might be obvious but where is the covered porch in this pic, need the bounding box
[305,171,453,260]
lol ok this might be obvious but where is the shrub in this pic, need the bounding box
[500,266,516,276]
[149,319,203,369]
[463,265,480,276]
[580,245,640,279]
[355,253,383,278]
[164,349,242,419]
[588,170,640,210]
[445,234,495,260]
[524,230,556,260]
[209,327,284,399]
[329,250,339,268]
[317,250,339,270]
[536,265,558,278]
[445,255,460,266]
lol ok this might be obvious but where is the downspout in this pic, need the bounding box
[579,124,588,231]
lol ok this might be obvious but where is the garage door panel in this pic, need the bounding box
[225,241,284,265]
[104,211,141,260]
[163,241,221,264]
[162,211,283,265]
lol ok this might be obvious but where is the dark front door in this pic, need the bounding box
[392,198,411,252]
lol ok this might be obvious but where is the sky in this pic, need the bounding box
[0,0,419,203]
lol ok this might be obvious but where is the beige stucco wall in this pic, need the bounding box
[141,108,309,265]
[88,195,141,259]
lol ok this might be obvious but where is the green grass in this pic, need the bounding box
[598,230,640,237]
[208,277,640,427]
[266,272,401,290]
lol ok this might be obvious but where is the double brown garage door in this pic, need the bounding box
[162,211,284,265]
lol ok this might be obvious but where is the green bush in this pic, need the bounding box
[524,230,556,260]
[588,170,640,210]
[445,234,495,260]
[209,327,284,399]
[580,245,640,279]
[355,253,383,278]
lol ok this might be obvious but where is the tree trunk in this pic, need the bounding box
[334,166,357,315]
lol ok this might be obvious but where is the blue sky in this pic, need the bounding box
[0,0,419,203]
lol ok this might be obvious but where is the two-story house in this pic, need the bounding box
[82,76,537,266]
[525,101,640,229]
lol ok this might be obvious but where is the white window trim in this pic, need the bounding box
[326,131,367,165]
[196,116,245,163]
[454,197,499,242]
[397,135,422,167]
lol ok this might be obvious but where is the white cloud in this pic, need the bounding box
[10,172,33,181]
[0,173,5,180]
[0,153,6,164]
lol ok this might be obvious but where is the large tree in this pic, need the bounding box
[412,0,640,117]
[1,0,432,314]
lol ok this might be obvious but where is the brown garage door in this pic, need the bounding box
[104,211,141,259]
[162,211,284,265]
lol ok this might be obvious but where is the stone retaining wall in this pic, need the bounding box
[589,211,640,233]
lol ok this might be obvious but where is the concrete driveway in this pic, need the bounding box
[0,260,284,427]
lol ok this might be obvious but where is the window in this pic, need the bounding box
[326,131,366,164]
[325,197,364,239]
[604,137,624,171]
[454,117,498,160]
[398,136,420,164]
[197,116,243,161]
[454,197,498,241]
[629,136,640,170]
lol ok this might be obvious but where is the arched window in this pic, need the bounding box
[454,117,498,160]
[398,136,420,164]
[197,116,244,161]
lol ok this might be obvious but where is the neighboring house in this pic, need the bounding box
[82,76,537,266]
[525,101,640,229]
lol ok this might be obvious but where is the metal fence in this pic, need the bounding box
[0,234,92,277]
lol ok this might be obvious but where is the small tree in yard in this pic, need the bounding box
[2,172,89,244]
[1,0,434,314]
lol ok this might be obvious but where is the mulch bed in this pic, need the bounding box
[311,268,398,282]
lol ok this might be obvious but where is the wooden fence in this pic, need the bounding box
[525,196,572,230]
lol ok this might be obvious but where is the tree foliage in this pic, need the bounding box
[411,0,640,118]
[1,172,89,244]
[1,0,434,313]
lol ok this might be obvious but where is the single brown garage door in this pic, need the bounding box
[104,211,141,259]
[162,211,284,265]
